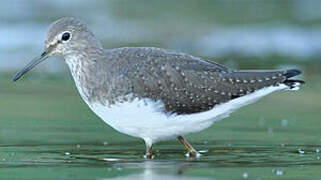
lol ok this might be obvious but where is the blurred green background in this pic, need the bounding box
[1,0,321,179]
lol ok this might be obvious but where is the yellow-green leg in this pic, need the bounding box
[145,144,153,159]
[177,136,198,157]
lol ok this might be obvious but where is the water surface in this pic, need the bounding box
[1,140,321,179]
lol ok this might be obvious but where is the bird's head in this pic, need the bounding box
[13,17,102,81]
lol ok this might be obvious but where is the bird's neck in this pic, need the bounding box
[64,53,98,103]
[64,50,116,106]
[65,53,86,80]
[64,47,104,78]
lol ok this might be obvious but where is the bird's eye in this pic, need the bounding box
[61,32,71,41]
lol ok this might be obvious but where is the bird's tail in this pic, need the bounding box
[282,69,305,90]
[223,68,305,96]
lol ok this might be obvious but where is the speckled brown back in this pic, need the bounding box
[86,47,294,114]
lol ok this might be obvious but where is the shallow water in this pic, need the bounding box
[1,141,321,179]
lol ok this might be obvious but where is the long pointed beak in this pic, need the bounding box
[12,51,49,81]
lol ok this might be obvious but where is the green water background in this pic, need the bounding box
[1,0,321,179]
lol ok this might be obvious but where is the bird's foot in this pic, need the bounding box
[184,150,201,159]
[144,153,154,159]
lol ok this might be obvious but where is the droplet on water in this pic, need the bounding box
[184,152,190,157]
[281,119,288,127]
[316,149,320,153]
[103,158,120,162]
[199,149,208,153]
[76,144,81,148]
[276,169,284,176]
[298,149,305,154]
[103,141,108,145]
[242,173,248,179]
[65,152,71,155]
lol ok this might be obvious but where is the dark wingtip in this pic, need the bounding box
[284,79,305,85]
[285,69,302,78]
[284,79,305,90]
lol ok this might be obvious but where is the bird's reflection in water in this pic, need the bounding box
[100,160,212,180]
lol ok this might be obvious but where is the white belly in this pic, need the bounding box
[86,84,288,145]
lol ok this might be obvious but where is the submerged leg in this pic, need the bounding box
[144,138,153,159]
[177,136,198,157]
[145,145,152,159]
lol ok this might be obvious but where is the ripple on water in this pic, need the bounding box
[1,141,321,179]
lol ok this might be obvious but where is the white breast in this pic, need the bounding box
[85,84,289,146]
